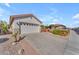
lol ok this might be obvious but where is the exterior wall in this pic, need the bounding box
[51,26,65,30]
[11,19,19,34]
[11,16,41,34]
[18,17,41,25]
[56,26,65,29]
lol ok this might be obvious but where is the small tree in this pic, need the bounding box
[12,22,21,42]
[41,25,49,29]
[41,25,45,29]
[1,21,8,34]
[12,31,18,42]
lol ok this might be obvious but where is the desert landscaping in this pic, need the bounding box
[0,14,79,55]
[0,14,70,55]
[0,13,79,55]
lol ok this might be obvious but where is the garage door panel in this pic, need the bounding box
[21,24,40,34]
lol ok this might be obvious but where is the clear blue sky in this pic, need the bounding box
[0,3,79,28]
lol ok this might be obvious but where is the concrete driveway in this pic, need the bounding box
[23,32,68,55]
[0,32,70,55]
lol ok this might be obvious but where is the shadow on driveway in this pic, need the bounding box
[0,38,9,43]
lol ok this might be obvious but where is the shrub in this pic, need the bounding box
[50,29,69,36]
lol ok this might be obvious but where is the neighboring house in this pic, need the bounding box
[9,14,42,35]
[0,25,3,34]
[0,21,2,34]
[49,24,66,30]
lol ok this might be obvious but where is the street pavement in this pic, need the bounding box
[64,30,79,55]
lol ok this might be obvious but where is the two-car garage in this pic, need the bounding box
[9,14,42,35]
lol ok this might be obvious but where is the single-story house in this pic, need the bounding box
[9,14,42,35]
[49,24,66,30]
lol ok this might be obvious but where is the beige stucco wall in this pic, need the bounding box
[56,26,65,29]
[11,16,41,34]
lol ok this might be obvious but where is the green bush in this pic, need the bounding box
[50,29,69,36]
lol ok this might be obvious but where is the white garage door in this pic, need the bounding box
[21,23,40,34]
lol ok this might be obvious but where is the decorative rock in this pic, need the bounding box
[12,42,17,45]
[18,48,24,55]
